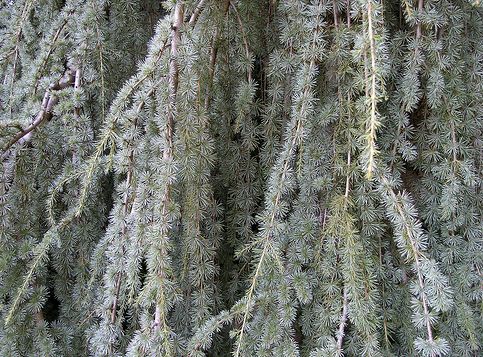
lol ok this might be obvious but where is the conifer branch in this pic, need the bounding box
[230,2,252,83]
[0,1,478,355]
[110,133,135,325]
[94,22,106,120]
[234,66,307,357]
[74,0,206,219]
[335,120,352,351]
[234,5,322,353]
[1,70,76,161]
[365,1,379,180]
[109,80,159,324]
[4,230,55,326]
[154,1,184,330]
[188,0,206,26]
[336,287,349,353]
[33,18,69,95]
[204,0,230,111]
[378,174,435,345]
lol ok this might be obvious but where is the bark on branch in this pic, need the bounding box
[1,70,76,161]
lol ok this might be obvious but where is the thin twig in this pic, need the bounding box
[33,19,68,95]
[336,287,349,353]
[230,2,252,83]
[204,1,230,111]
[366,1,378,179]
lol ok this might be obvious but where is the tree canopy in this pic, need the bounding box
[0,0,481,356]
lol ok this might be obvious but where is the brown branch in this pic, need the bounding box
[333,0,339,28]
[336,287,349,353]
[188,0,206,26]
[1,70,75,161]
[416,0,424,40]
[74,68,82,117]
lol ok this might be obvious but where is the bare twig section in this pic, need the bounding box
[416,0,424,40]
[1,70,76,161]
[73,68,82,117]
[154,2,184,331]
[189,0,206,26]
[336,287,349,353]
[333,0,339,28]
[344,150,351,198]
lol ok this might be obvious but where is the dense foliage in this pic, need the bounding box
[0,0,481,356]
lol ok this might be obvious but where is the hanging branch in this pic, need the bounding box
[1,69,76,161]
[109,82,160,324]
[336,150,352,353]
[365,1,379,179]
[204,1,230,111]
[378,174,436,345]
[230,2,252,82]
[74,0,207,218]
[154,1,184,331]
[33,18,69,95]
[335,5,350,351]
[233,6,322,355]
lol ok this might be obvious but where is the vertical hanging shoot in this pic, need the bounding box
[360,0,387,179]
[0,1,480,356]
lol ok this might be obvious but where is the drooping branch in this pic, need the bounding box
[378,174,435,345]
[1,69,76,161]
[230,2,252,83]
[154,2,184,331]
[33,18,69,95]
[234,7,322,355]
[109,82,160,324]
[204,0,230,111]
[365,1,379,179]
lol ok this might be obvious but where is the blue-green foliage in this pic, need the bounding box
[0,1,481,356]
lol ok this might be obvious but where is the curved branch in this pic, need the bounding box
[1,70,76,161]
